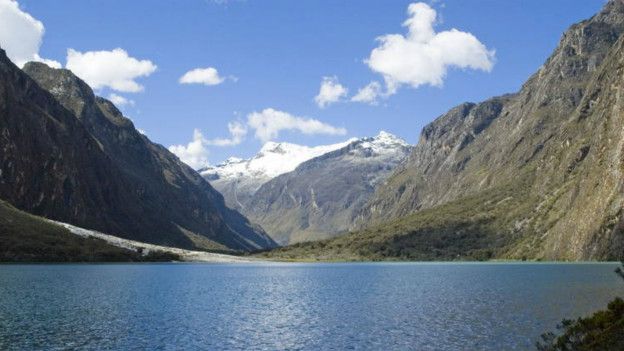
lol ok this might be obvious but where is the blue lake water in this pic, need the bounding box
[0,262,622,350]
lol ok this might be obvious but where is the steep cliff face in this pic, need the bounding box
[246,132,412,245]
[0,53,275,252]
[359,0,624,260]
[264,0,624,261]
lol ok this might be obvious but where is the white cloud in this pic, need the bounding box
[206,121,247,146]
[65,48,157,93]
[170,109,346,166]
[314,76,348,108]
[366,2,494,95]
[179,67,230,86]
[351,81,383,105]
[247,108,347,142]
[0,0,60,68]
[108,93,134,107]
[168,129,210,169]
[35,56,61,68]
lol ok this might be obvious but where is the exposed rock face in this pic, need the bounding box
[357,0,624,260]
[262,0,624,261]
[245,132,412,245]
[0,53,276,252]
[200,139,354,211]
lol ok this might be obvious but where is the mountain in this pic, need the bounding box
[260,0,624,261]
[245,132,412,244]
[0,50,276,253]
[0,200,175,262]
[203,132,412,245]
[200,139,354,211]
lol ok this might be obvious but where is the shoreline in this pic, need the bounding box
[14,219,623,265]
[48,219,261,263]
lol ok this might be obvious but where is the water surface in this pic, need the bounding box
[0,262,621,350]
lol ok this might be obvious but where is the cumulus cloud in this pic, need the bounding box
[108,93,134,107]
[206,121,247,146]
[314,76,348,108]
[170,108,346,166]
[366,2,494,95]
[168,121,247,169]
[351,81,384,105]
[0,0,60,68]
[65,48,157,93]
[179,67,231,86]
[247,108,347,142]
[168,129,210,169]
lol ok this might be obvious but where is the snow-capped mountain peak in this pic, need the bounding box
[352,131,411,156]
[374,131,410,147]
[199,132,411,211]
[225,156,243,163]
[200,139,355,182]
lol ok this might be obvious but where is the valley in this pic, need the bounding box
[1,0,624,264]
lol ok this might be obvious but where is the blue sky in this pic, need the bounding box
[4,0,607,167]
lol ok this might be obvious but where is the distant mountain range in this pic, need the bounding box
[202,132,412,244]
[200,138,355,211]
[0,51,276,255]
[260,0,624,261]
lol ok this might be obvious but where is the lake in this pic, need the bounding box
[0,262,621,350]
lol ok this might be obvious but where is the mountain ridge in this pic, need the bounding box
[229,132,413,244]
[260,0,624,261]
[200,138,356,211]
[0,50,276,253]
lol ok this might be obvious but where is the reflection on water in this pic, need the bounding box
[0,262,621,350]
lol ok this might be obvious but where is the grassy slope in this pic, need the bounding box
[256,177,541,261]
[0,201,178,262]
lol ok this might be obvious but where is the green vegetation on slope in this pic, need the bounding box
[259,1,624,262]
[536,263,624,350]
[0,201,179,262]
[351,0,624,261]
[256,177,540,261]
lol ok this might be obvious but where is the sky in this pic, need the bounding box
[0,0,607,168]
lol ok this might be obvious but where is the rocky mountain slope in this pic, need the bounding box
[0,51,276,253]
[0,200,173,262]
[246,132,412,244]
[200,139,353,211]
[261,0,624,261]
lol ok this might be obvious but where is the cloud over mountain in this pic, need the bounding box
[171,108,347,168]
[206,121,248,146]
[108,93,134,107]
[168,129,210,169]
[365,2,495,96]
[351,81,383,104]
[247,108,347,142]
[315,76,348,108]
[0,0,60,68]
[179,67,229,86]
[66,48,157,93]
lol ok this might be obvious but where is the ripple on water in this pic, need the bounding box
[0,263,621,350]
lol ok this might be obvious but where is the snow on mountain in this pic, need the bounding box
[201,139,355,182]
[201,131,406,183]
[244,131,413,244]
[199,139,355,209]
[359,131,410,153]
[200,131,411,212]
